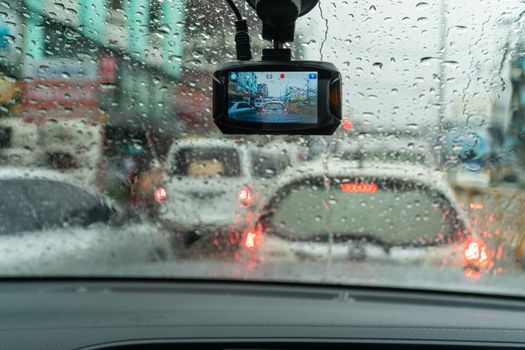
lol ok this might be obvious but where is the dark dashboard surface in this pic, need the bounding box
[1,279,525,349]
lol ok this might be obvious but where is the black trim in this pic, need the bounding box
[80,339,525,350]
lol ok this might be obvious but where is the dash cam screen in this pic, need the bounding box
[227,71,318,124]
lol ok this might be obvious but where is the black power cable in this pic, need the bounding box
[225,0,243,20]
[224,0,252,60]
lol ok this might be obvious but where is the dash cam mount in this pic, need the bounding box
[245,0,319,61]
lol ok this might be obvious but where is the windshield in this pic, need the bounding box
[170,148,241,177]
[264,103,284,110]
[268,177,465,245]
[3,0,525,298]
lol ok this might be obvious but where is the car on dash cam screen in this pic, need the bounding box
[227,71,318,124]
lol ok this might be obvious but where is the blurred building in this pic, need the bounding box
[0,0,297,161]
[257,83,268,98]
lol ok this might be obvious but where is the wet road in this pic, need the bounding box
[230,113,317,123]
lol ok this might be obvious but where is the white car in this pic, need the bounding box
[228,101,257,119]
[0,168,174,274]
[0,118,104,187]
[157,139,255,247]
[247,141,307,197]
[251,160,471,267]
[333,135,435,166]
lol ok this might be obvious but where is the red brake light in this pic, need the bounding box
[154,187,167,202]
[243,224,263,250]
[341,183,378,193]
[245,230,258,249]
[237,186,254,207]
[463,238,492,270]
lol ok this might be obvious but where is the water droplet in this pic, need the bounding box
[466,115,487,128]
[420,56,438,64]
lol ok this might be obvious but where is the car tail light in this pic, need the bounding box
[463,238,491,270]
[243,224,263,250]
[244,230,258,249]
[237,185,254,207]
[341,182,378,193]
[154,187,167,202]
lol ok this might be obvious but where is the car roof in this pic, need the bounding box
[168,138,244,151]
[272,160,454,200]
[166,138,250,171]
[336,136,431,153]
[0,167,107,199]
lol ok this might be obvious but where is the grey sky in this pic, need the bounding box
[255,72,317,97]
[296,0,525,133]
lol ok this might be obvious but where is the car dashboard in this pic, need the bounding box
[1,279,525,349]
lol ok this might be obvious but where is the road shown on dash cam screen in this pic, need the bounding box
[231,113,317,123]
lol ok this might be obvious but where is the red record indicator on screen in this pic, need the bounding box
[280,73,285,79]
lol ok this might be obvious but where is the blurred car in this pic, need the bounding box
[248,142,306,198]
[150,139,256,251]
[254,98,264,108]
[0,118,104,187]
[0,168,174,271]
[135,139,308,254]
[137,140,304,210]
[334,135,435,166]
[260,101,287,115]
[250,160,470,267]
[228,102,257,118]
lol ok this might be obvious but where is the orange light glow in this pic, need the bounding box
[341,183,378,193]
[464,268,481,280]
[245,231,257,248]
[237,186,254,207]
[341,120,353,130]
[469,203,484,209]
[153,187,167,202]
[463,238,492,271]
[243,224,263,251]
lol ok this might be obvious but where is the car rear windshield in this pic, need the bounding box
[171,148,241,177]
[267,177,465,246]
[0,179,113,235]
[251,151,291,179]
[264,103,284,110]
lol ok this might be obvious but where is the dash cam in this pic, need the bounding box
[213,0,341,135]
[213,61,341,135]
